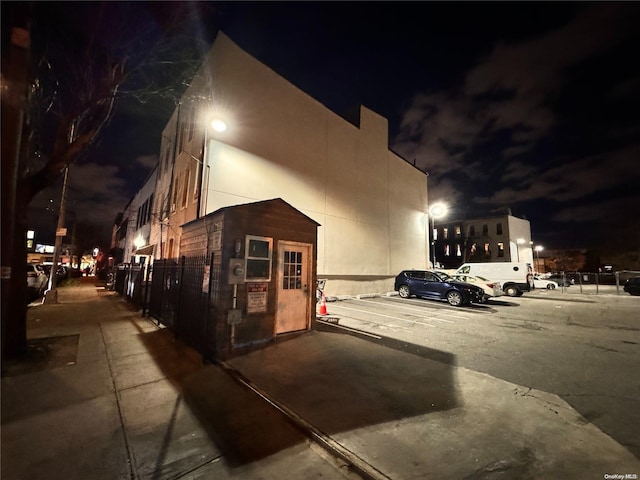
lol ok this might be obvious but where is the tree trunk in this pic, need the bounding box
[1,22,30,362]
[3,195,29,360]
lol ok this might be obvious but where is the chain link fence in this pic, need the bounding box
[543,270,640,295]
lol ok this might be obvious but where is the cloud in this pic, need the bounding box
[391,3,639,232]
[473,144,640,209]
[136,154,158,170]
[66,163,130,224]
[393,92,486,178]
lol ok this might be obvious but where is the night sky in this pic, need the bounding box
[19,2,640,255]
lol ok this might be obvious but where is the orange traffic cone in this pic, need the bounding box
[318,292,328,315]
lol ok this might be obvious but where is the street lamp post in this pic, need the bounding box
[534,245,544,273]
[429,202,448,269]
[44,165,69,304]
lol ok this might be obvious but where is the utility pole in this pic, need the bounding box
[43,165,69,304]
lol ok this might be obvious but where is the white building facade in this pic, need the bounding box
[151,32,430,297]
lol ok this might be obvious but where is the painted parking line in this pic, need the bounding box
[327,303,437,328]
[352,298,460,322]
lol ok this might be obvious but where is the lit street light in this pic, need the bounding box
[210,118,227,132]
[534,245,544,273]
[429,202,448,269]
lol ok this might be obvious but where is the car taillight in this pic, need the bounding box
[487,283,495,288]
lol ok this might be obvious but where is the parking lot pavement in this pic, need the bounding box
[318,291,640,461]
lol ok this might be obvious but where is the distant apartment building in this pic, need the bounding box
[112,166,157,265]
[433,213,534,269]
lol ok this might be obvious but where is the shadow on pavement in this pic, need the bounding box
[228,327,461,436]
[137,328,312,468]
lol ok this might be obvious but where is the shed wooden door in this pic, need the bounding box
[275,242,311,334]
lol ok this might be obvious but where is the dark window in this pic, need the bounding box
[497,223,503,235]
[246,236,272,281]
[406,271,425,280]
[424,272,437,282]
[482,224,488,235]
[148,194,154,223]
[469,225,475,236]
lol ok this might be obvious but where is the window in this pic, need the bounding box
[484,243,490,255]
[193,164,201,199]
[443,227,449,239]
[456,244,462,256]
[181,168,190,208]
[245,235,273,281]
[455,225,461,237]
[172,174,179,210]
[444,245,450,256]
[165,143,173,172]
[469,225,475,236]
[283,250,303,289]
[424,272,438,282]
[482,224,488,235]
[406,271,426,280]
[188,108,195,142]
[497,223,503,235]
[497,242,505,257]
[147,194,154,223]
[433,228,438,241]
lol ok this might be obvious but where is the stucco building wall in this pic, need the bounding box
[156,32,429,297]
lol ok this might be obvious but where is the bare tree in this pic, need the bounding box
[1,2,214,359]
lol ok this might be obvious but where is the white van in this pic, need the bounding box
[454,262,534,297]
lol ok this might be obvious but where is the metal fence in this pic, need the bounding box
[543,270,640,295]
[146,254,219,357]
[113,263,145,307]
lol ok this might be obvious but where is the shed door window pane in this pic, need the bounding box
[283,250,303,289]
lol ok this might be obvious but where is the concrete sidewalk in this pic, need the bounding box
[2,278,639,479]
[1,279,358,480]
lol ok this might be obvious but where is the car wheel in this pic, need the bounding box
[398,285,411,298]
[546,283,555,290]
[504,285,519,297]
[446,290,464,307]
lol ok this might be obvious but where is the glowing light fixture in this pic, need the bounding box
[429,202,448,268]
[134,235,145,249]
[211,118,227,132]
[429,202,448,219]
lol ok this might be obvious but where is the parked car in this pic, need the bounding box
[454,262,533,297]
[623,277,640,296]
[26,264,48,299]
[543,273,574,287]
[533,275,559,290]
[450,274,504,300]
[394,270,486,307]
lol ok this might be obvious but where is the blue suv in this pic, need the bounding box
[394,270,485,307]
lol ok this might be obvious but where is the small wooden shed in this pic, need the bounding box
[180,198,319,359]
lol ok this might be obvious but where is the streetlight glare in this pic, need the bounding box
[134,235,145,249]
[429,202,448,219]
[211,118,227,132]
